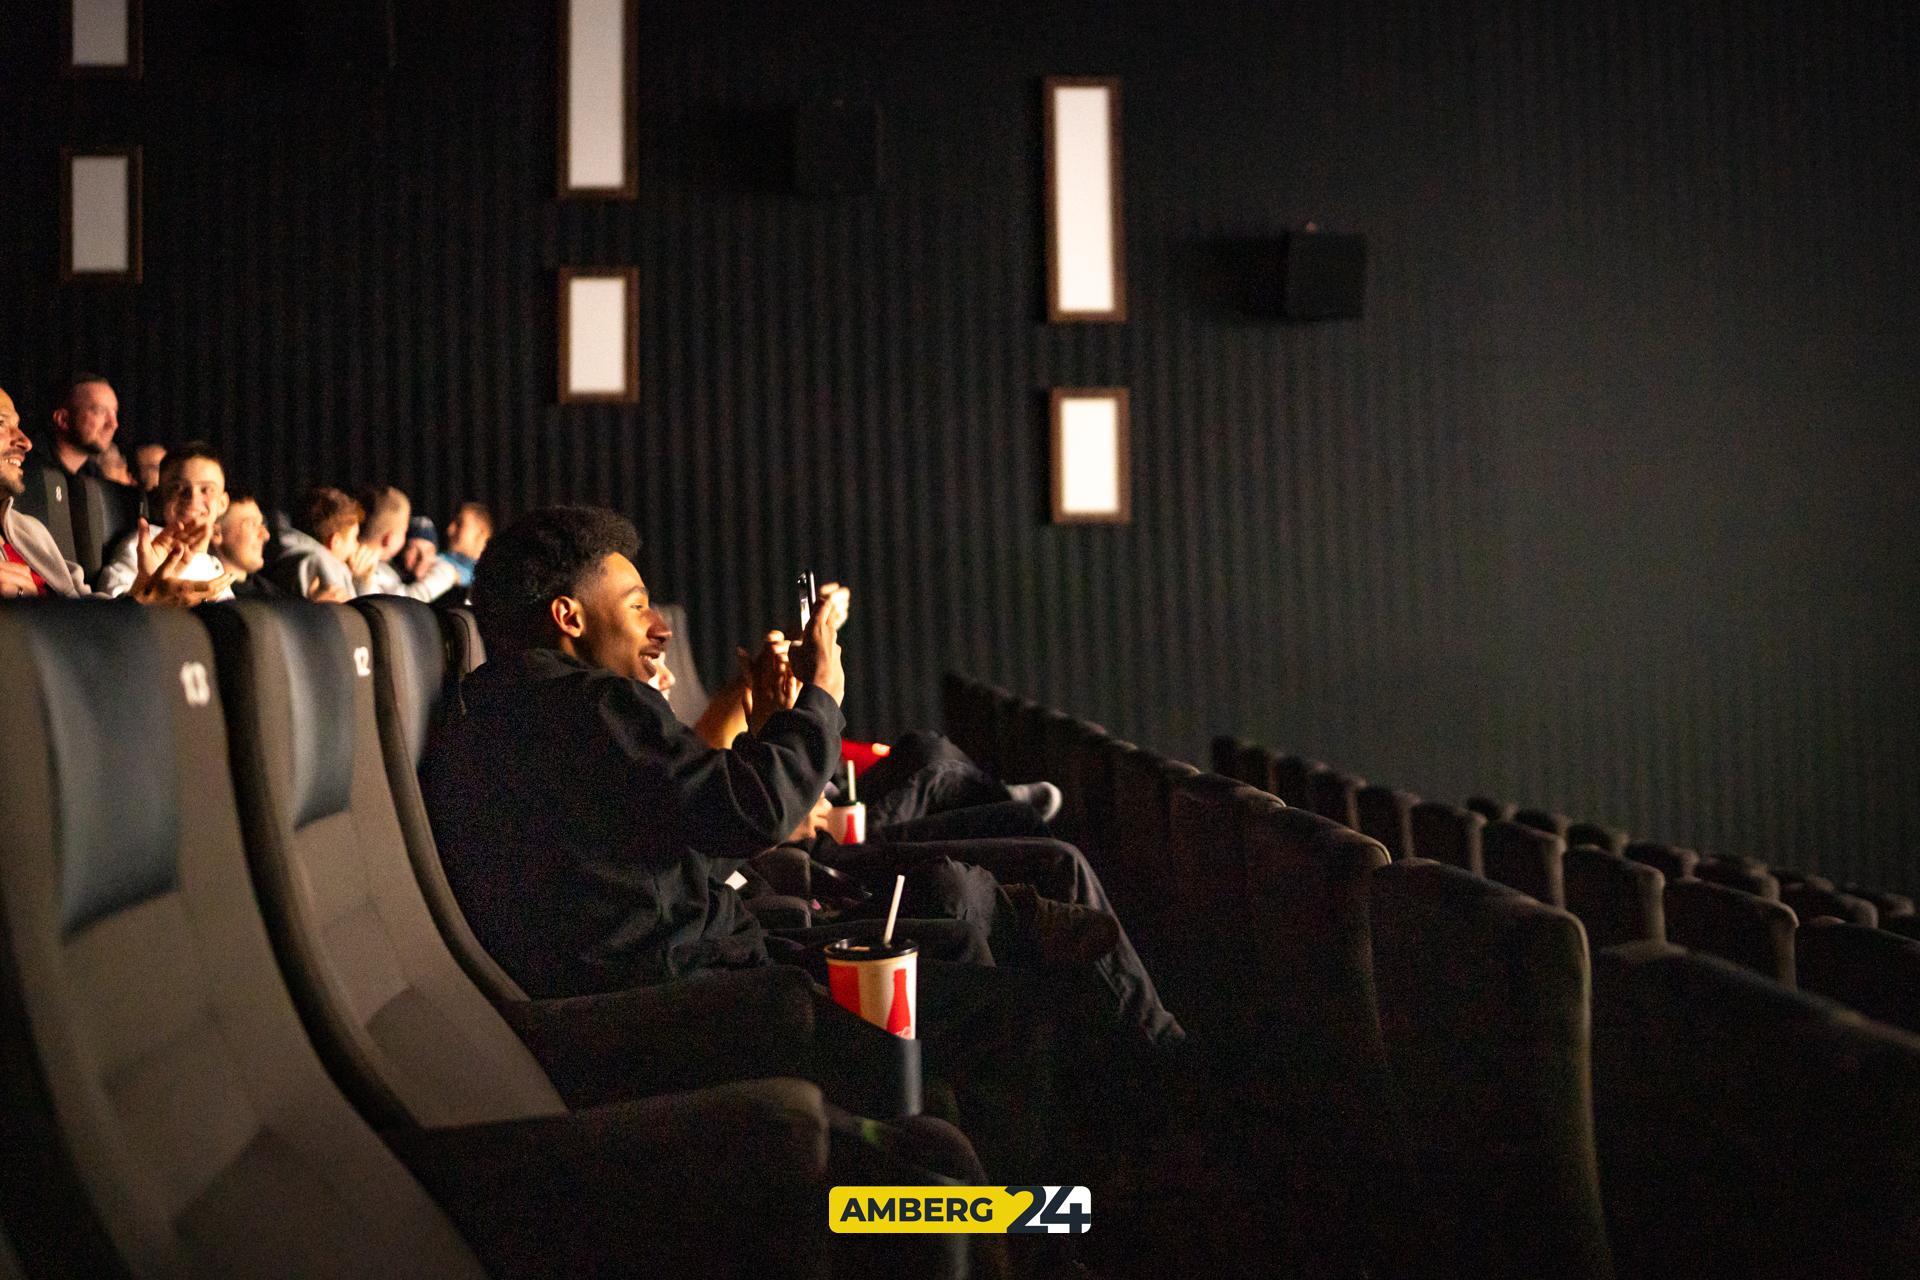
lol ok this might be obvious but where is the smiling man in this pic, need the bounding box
[95,443,234,602]
[0,385,88,597]
[424,505,846,994]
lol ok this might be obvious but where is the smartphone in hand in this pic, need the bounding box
[795,570,818,630]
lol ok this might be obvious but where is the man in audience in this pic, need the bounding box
[440,501,492,587]
[270,486,376,601]
[0,386,224,604]
[15,374,144,570]
[213,491,282,598]
[96,443,235,601]
[358,484,460,601]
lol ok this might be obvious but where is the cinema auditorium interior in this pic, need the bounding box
[3,1,1919,1277]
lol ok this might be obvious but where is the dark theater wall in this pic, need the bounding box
[3,1,1918,886]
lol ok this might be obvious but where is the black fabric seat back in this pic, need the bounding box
[13,462,80,562]
[1564,845,1666,948]
[437,605,486,676]
[1847,886,1915,920]
[1797,921,1920,1035]
[1481,819,1568,907]
[1695,855,1781,901]
[204,599,567,1130]
[1663,879,1798,985]
[0,601,481,1278]
[1107,744,1199,951]
[1208,735,1263,789]
[1369,859,1612,1280]
[1056,717,1111,859]
[1514,807,1573,841]
[1243,803,1394,1276]
[1624,840,1699,883]
[1566,821,1628,855]
[1592,942,1920,1279]
[1271,755,1328,808]
[353,597,529,1005]
[71,473,143,585]
[1164,774,1267,1045]
[1410,801,1486,875]
[1356,785,1419,858]
[1465,795,1517,822]
[1304,767,1365,830]
[939,673,989,764]
[1780,884,1878,928]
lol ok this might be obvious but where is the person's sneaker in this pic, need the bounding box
[1006,780,1064,823]
[1002,883,1120,966]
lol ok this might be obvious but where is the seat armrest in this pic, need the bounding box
[385,1078,828,1279]
[501,965,819,1110]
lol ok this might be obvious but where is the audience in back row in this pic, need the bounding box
[14,373,144,578]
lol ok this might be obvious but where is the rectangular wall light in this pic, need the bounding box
[559,268,638,403]
[1044,77,1125,323]
[559,0,636,198]
[62,149,141,283]
[68,0,140,76]
[1051,388,1131,523]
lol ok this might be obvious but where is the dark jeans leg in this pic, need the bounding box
[878,799,1050,843]
[827,837,1185,1048]
[859,731,1013,826]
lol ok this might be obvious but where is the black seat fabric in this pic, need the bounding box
[1797,921,1920,1036]
[1304,768,1365,830]
[1356,785,1419,859]
[1368,859,1612,1280]
[1481,819,1568,907]
[1695,857,1781,901]
[1565,822,1628,856]
[1244,804,1395,1277]
[1663,879,1798,985]
[1271,755,1328,809]
[1592,942,1920,1279]
[1466,795,1517,822]
[71,472,143,584]
[0,600,484,1279]
[1107,744,1199,953]
[1624,841,1699,883]
[1410,801,1486,875]
[939,672,991,765]
[1780,884,1878,928]
[12,462,79,563]
[1564,845,1666,948]
[1514,807,1573,841]
[1165,774,1268,1047]
[437,605,486,676]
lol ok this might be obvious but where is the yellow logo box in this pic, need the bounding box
[830,1186,1091,1234]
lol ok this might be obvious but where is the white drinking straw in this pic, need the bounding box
[881,873,906,947]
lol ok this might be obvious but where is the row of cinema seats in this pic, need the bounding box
[941,675,1920,1280]
[14,461,144,588]
[1211,735,1920,1026]
[0,597,970,1280]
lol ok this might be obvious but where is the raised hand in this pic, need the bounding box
[740,630,798,735]
[789,596,846,706]
[346,542,380,581]
[305,575,352,603]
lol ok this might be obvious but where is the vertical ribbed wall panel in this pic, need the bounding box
[1,0,1916,889]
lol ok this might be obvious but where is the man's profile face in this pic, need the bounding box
[568,553,672,686]
[215,499,270,574]
[55,380,119,456]
[446,512,489,559]
[161,457,229,529]
[0,390,29,499]
[364,500,411,561]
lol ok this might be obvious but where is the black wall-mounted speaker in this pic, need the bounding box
[1281,231,1368,320]
[793,97,882,197]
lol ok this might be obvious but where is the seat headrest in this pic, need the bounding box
[356,598,446,768]
[231,600,360,829]
[18,601,181,935]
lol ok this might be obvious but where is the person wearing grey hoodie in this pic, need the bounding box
[268,486,375,601]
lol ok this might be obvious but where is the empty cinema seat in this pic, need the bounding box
[1565,821,1628,855]
[1243,804,1395,1278]
[1271,754,1329,808]
[1106,743,1200,948]
[1368,860,1613,1280]
[1466,795,1517,823]
[1796,921,1920,1036]
[198,599,857,1276]
[1304,767,1365,830]
[437,604,486,675]
[1663,879,1798,985]
[1409,800,1486,875]
[1165,772,1268,1048]
[1780,884,1878,928]
[1695,856,1782,901]
[1563,845,1666,948]
[352,596,826,1104]
[1481,819,1568,907]
[0,600,483,1279]
[1209,734,1264,788]
[1356,784,1419,859]
[1624,840,1699,884]
[1592,942,1920,1279]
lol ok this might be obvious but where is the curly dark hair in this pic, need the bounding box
[471,506,641,653]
